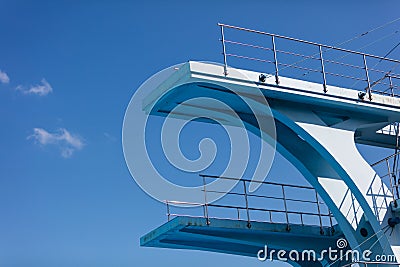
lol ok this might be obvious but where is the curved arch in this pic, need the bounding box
[151,80,394,261]
[268,108,393,256]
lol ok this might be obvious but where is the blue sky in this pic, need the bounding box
[1,1,400,267]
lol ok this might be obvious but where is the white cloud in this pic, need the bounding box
[28,128,84,158]
[16,78,53,96]
[103,132,117,142]
[0,70,10,84]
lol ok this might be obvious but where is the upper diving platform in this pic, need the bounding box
[144,60,400,148]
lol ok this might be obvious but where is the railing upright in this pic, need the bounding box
[351,192,358,227]
[202,176,210,225]
[166,200,170,221]
[243,180,251,228]
[319,45,328,93]
[315,190,324,234]
[389,75,394,96]
[363,55,372,100]
[385,158,396,204]
[220,25,228,76]
[271,35,280,85]
[282,185,290,230]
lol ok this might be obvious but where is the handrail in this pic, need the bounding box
[371,151,400,166]
[200,174,315,190]
[166,174,335,231]
[218,23,400,64]
[218,23,400,100]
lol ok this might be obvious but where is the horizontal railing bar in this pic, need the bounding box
[371,151,400,166]
[200,174,316,190]
[324,59,365,70]
[203,189,324,205]
[218,23,400,64]
[278,62,321,73]
[276,49,320,60]
[226,53,274,64]
[166,202,332,218]
[165,200,204,206]
[169,214,332,227]
[207,203,332,217]
[227,53,398,85]
[224,39,272,51]
[325,71,367,81]
[226,38,400,79]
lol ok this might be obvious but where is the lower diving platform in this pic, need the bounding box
[141,216,343,266]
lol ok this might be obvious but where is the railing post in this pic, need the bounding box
[243,180,251,228]
[381,178,389,215]
[329,211,334,233]
[166,200,170,221]
[220,25,228,76]
[282,185,290,231]
[271,35,280,85]
[315,190,324,234]
[389,75,394,97]
[319,45,327,93]
[386,159,396,205]
[351,192,358,227]
[202,176,210,225]
[363,54,372,101]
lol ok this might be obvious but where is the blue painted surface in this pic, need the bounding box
[143,64,397,262]
[141,216,343,266]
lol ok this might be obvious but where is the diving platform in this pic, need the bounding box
[126,24,400,266]
[141,216,343,266]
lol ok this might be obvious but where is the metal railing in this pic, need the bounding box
[338,188,362,229]
[218,23,400,99]
[368,151,400,223]
[165,174,335,233]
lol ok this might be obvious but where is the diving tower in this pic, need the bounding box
[131,24,400,266]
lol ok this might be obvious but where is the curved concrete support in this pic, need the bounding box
[152,80,394,259]
[269,108,393,257]
[140,62,400,264]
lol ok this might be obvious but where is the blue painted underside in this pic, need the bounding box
[141,216,343,266]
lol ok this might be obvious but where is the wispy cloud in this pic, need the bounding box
[0,70,10,84]
[28,128,85,158]
[103,132,117,142]
[16,78,53,96]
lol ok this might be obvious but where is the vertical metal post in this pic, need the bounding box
[351,193,358,227]
[386,159,396,204]
[237,208,240,220]
[363,54,372,101]
[315,190,323,234]
[243,180,251,228]
[271,35,280,85]
[220,25,228,76]
[371,182,379,219]
[329,211,333,230]
[269,211,272,223]
[202,176,210,225]
[300,213,304,226]
[319,45,327,93]
[282,185,290,230]
[389,75,394,97]
[381,178,389,213]
[166,200,170,221]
